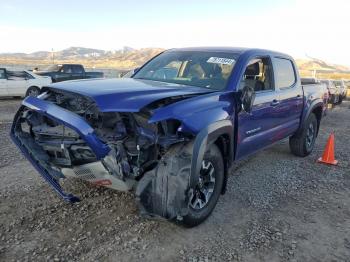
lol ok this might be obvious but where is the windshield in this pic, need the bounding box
[133,51,238,90]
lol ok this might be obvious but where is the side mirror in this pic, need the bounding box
[241,85,255,113]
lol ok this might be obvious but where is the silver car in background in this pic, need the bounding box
[333,80,347,102]
[319,79,340,104]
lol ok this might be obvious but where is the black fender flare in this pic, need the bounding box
[135,120,234,220]
[297,99,323,136]
[190,120,233,192]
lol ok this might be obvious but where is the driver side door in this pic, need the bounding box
[6,71,28,96]
[235,56,282,160]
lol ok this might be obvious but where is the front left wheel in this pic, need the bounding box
[182,143,224,227]
[25,86,40,97]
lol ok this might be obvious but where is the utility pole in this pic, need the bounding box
[51,48,55,64]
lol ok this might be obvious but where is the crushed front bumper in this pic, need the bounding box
[10,96,111,203]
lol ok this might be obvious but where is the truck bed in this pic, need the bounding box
[302,82,328,114]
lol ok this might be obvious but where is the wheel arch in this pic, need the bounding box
[191,120,234,195]
[312,105,323,135]
[298,100,323,136]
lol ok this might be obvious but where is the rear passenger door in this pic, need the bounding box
[6,71,28,96]
[272,57,303,136]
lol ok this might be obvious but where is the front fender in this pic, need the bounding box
[148,92,236,192]
[149,91,235,134]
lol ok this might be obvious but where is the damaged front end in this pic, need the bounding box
[11,89,198,220]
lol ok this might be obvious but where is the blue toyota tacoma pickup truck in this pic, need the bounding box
[11,47,324,227]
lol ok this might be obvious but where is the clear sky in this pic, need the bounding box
[1,0,349,65]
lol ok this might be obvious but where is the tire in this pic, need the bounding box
[323,105,328,116]
[334,95,340,105]
[289,113,318,157]
[330,94,338,105]
[25,86,40,97]
[338,95,343,104]
[182,143,224,227]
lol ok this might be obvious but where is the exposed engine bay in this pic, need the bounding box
[18,89,189,182]
[12,89,197,220]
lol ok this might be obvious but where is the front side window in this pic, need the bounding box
[240,57,274,92]
[62,66,72,73]
[273,58,296,89]
[133,51,238,90]
[24,72,34,79]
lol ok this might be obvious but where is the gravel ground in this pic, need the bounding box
[0,99,349,262]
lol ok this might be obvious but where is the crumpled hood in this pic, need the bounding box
[46,78,213,112]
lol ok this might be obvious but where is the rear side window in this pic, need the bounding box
[273,58,296,89]
[73,65,84,74]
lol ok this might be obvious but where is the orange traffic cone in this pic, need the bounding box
[317,132,338,165]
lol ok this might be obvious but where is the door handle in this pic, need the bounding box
[270,99,280,106]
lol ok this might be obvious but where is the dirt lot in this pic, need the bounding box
[0,99,349,262]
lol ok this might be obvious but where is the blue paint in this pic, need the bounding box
[11,47,324,202]
[47,78,213,112]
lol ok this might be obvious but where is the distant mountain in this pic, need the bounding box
[0,46,165,69]
[1,47,110,59]
[296,58,350,73]
[56,47,108,59]
[1,47,349,73]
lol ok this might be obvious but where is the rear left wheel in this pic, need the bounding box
[289,113,317,157]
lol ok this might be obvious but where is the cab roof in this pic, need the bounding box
[167,47,290,58]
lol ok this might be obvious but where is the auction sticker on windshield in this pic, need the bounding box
[207,57,235,65]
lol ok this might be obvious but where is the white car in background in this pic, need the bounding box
[0,68,52,97]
